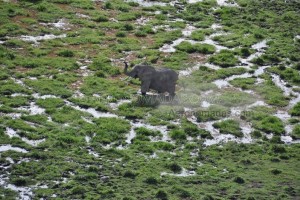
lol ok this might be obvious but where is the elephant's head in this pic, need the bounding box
[124,62,154,80]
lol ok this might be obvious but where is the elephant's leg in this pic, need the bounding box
[168,83,176,97]
[141,80,151,96]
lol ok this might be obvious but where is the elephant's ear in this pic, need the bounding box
[137,66,155,80]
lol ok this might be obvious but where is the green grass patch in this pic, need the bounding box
[25,79,72,98]
[57,49,75,57]
[0,96,30,108]
[254,79,289,107]
[69,97,108,112]
[89,56,120,76]
[213,33,259,48]
[21,114,49,125]
[135,127,161,137]
[0,187,17,200]
[242,109,285,135]
[162,51,189,70]
[229,77,257,90]
[13,56,79,70]
[5,119,36,132]
[190,30,205,41]
[179,66,247,93]
[169,129,186,141]
[36,98,65,111]
[117,102,152,119]
[116,11,141,21]
[212,91,256,107]
[291,124,300,140]
[289,102,300,116]
[175,41,215,54]
[208,50,239,67]
[268,66,300,86]
[50,106,88,123]
[94,117,130,134]
[196,105,230,122]
[181,118,212,138]
[80,77,134,99]
[0,80,31,95]
[150,105,183,121]
[152,30,182,48]
[92,117,130,144]
[213,119,243,137]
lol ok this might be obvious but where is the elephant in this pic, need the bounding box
[124,61,178,97]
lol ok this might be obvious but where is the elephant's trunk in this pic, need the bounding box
[124,61,129,75]
[124,62,128,73]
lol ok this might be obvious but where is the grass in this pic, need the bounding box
[190,30,205,41]
[212,91,256,107]
[36,98,65,111]
[169,129,186,141]
[162,51,189,70]
[229,77,257,90]
[152,30,182,48]
[69,97,109,112]
[254,79,289,107]
[289,102,300,116]
[196,105,230,122]
[116,12,141,21]
[213,33,260,48]
[57,49,75,57]
[194,66,248,82]
[181,1,216,22]
[150,105,183,121]
[21,114,49,125]
[175,42,216,54]
[93,117,130,144]
[135,127,161,137]
[0,186,17,199]
[0,96,30,108]
[80,76,134,99]
[291,124,300,139]
[231,77,289,107]
[213,119,243,137]
[181,118,212,138]
[117,102,153,119]
[179,66,247,93]
[25,79,73,98]
[0,80,31,95]
[267,66,300,86]
[242,109,285,135]
[89,56,121,77]
[208,50,239,68]
[50,106,88,123]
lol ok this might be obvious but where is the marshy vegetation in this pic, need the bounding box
[0,0,299,199]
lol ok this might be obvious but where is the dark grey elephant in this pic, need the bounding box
[124,62,178,97]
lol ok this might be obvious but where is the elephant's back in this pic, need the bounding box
[156,68,178,81]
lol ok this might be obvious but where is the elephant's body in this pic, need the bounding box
[148,68,178,94]
[124,63,178,96]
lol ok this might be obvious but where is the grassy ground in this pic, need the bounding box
[0,0,299,199]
